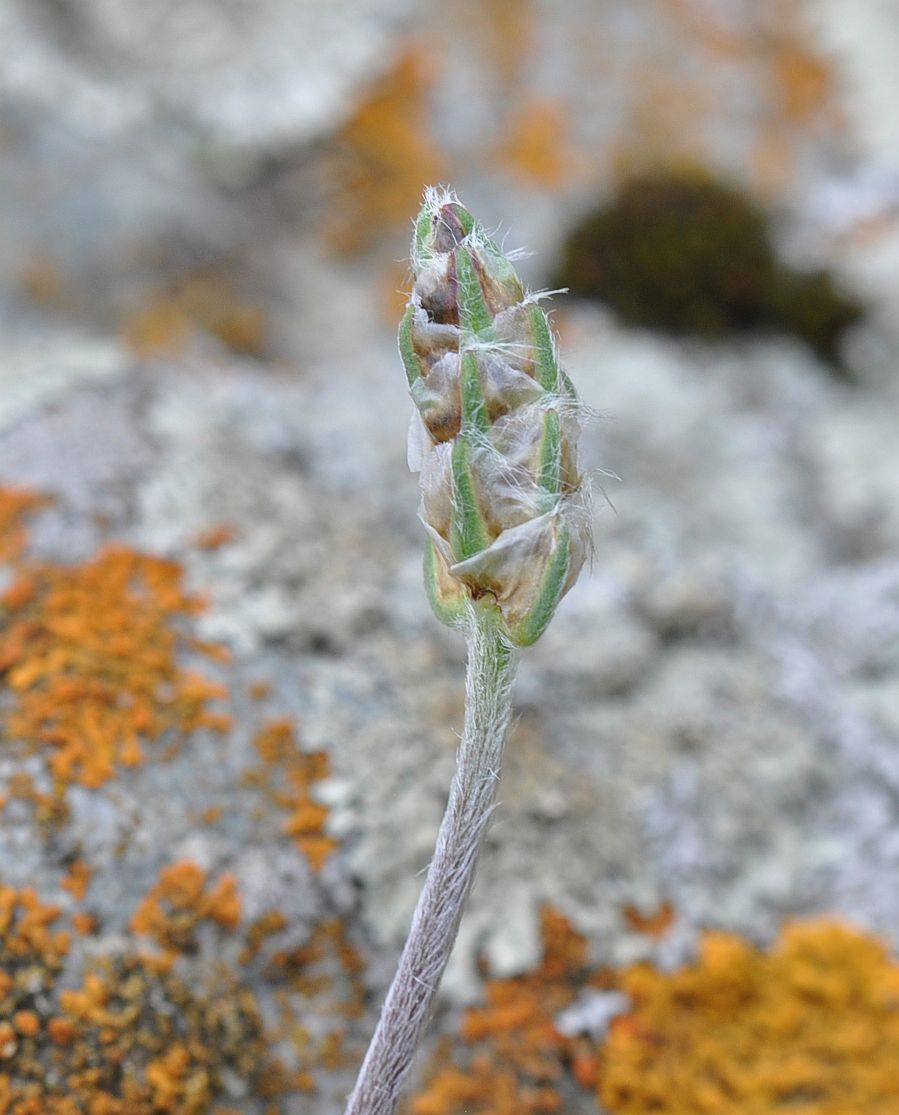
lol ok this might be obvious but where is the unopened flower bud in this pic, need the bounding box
[402,188,591,646]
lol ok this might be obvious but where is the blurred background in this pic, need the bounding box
[2,1,899,1112]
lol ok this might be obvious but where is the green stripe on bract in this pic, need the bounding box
[509,520,571,646]
[558,367,578,398]
[399,304,422,387]
[451,436,491,562]
[449,203,476,238]
[459,351,489,433]
[423,538,469,627]
[456,248,493,335]
[414,206,435,265]
[530,306,562,392]
[537,409,562,498]
[482,239,524,299]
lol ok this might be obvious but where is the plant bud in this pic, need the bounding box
[402,188,591,646]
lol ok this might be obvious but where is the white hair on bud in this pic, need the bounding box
[461,223,494,252]
[460,336,530,359]
[525,286,569,302]
[421,182,461,213]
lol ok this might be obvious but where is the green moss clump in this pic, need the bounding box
[766,266,864,366]
[554,169,864,369]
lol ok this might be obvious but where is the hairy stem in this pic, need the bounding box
[344,607,518,1115]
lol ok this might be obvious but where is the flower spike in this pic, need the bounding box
[404,188,591,645]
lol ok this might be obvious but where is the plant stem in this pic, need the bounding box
[344,607,518,1115]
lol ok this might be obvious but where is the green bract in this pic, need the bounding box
[403,188,591,646]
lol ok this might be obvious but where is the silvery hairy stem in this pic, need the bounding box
[344,608,516,1115]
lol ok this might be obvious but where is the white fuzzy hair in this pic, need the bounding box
[343,612,518,1115]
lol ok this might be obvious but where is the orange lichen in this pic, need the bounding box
[130,860,241,952]
[622,901,675,939]
[252,718,337,871]
[0,1026,15,1062]
[770,39,832,125]
[0,544,230,792]
[10,1015,39,1040]
[1,772,68,826]
[609,79,710,181]
[0,886,70,968]
[46,1018,75,1047]
[497,97,570,187]
[193,522,237,551]
[17,257,65,309]
[747,128,795,198]
[0,887,70,1085]
[253,717,298,766]
[71,912,96,936]
[0,483,358,1108]
[240,911,289,966]
[60,860,92,902]
[660,0,752,60]
[408,908,599,1115]
[411,913,899,1115]
[124,270,268,358]
[592,0,844,200]
[0,488,48,565]
[598,920,899,1114]
[0,883,274,1114]
[31,955,269,1114]
[324,46,444,256]
[744,10,840,197]
[470,0,535,86]
[267,917,367,1093]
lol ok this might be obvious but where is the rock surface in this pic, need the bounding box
[1,1,899,1111]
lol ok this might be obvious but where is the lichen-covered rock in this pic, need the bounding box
[0,0,412,158]
[598,920,899,1115]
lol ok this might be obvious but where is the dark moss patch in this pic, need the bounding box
[553,169,864,370]
[765,266,864,366]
